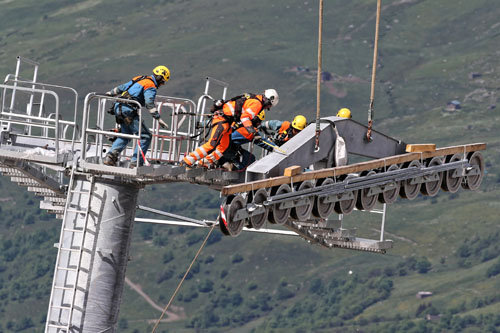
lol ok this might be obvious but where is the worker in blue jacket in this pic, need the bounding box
[103,65,170,168]
[260,115,307,147]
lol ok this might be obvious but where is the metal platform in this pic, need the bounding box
[0,57,486,332]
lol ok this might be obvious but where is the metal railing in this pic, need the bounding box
[3,76,80,141]
[80,77,229,171]
[151,95,198,163]
[0,82,79,160]
[81,94,200,169]
[80,93,144,164]
[195,77,229,147]
[8,56,39,114]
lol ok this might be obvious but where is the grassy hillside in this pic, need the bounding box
[0,0,499,332]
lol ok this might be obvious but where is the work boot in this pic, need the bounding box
[129,161,137,169]
[103,152,119,166]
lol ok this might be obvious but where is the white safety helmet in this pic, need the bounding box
[264,89,279,107]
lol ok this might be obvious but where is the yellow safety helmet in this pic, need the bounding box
[336,108,352,119]
[153,65,170,82]
[257,110,266,121]
[291,115,307,131]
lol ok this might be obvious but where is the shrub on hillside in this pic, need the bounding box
[231,253,243,264]
[486,258,500,278]
[198,279,213,293]
[156,269,174,284]
[417,257,432,274]
[207,231,221,245]
[162,250,174,264]
[187,232,203,246]
[309,278,323,295]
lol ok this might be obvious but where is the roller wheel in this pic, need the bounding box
[249,188,269,230]
[334,191,357,215]
[441,154,463,193]
[334,174,358,215]
[291,180,314,221]
[268,184,292,225]
[356,171,378,211]
[312,178,335,219]
[400,160,422,200]
[220,195,246,237]
[421,157,443,197]
[379,164,400,204]
[462,151,484,191]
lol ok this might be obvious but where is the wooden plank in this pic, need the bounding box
[284,166,302,177]
[220,143,486,196]
[406,144,436,152]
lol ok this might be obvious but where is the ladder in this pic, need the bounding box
[45,169,95,333]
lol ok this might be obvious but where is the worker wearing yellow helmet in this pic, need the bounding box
[336,108,352,119]
[103,65,171,168]
[261,115,307,146]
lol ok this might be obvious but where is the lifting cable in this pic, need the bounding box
[151,223,217,333]
[314,0,324,152]
[366,0,382,141]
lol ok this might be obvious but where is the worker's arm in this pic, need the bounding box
[106,80,132,96]
[240,99,262,128]
[144,88,158,117]
[260,120,284,132]
[144,88,168,128]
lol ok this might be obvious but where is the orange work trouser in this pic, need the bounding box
[183,116,231,167]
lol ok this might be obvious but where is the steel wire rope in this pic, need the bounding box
[151,223,217,333]
[314,0,324,152]
[366,0,382,141]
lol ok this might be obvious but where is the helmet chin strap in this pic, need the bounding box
[154,75,165,87]
[263,97,272,108]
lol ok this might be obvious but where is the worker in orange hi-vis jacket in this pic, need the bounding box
[182,89,279,168]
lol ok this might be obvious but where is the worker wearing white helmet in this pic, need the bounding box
[183,89,279,168]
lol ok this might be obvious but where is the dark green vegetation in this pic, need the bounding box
[0,0,499,332]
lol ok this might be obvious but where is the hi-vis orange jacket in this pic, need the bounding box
[223,95,265,140]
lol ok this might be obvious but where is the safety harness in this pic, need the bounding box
[211,93,266,121]
[113,75,157,125]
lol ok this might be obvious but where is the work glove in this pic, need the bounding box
[198,158,212,168]
[149,107,161,119]
[106,104,115,115]
[253,134,262,141]
[222,162,234,171]
[105,88,118,97]
[158,118,168,129]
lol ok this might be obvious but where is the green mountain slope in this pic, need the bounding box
[0,0,499,332]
